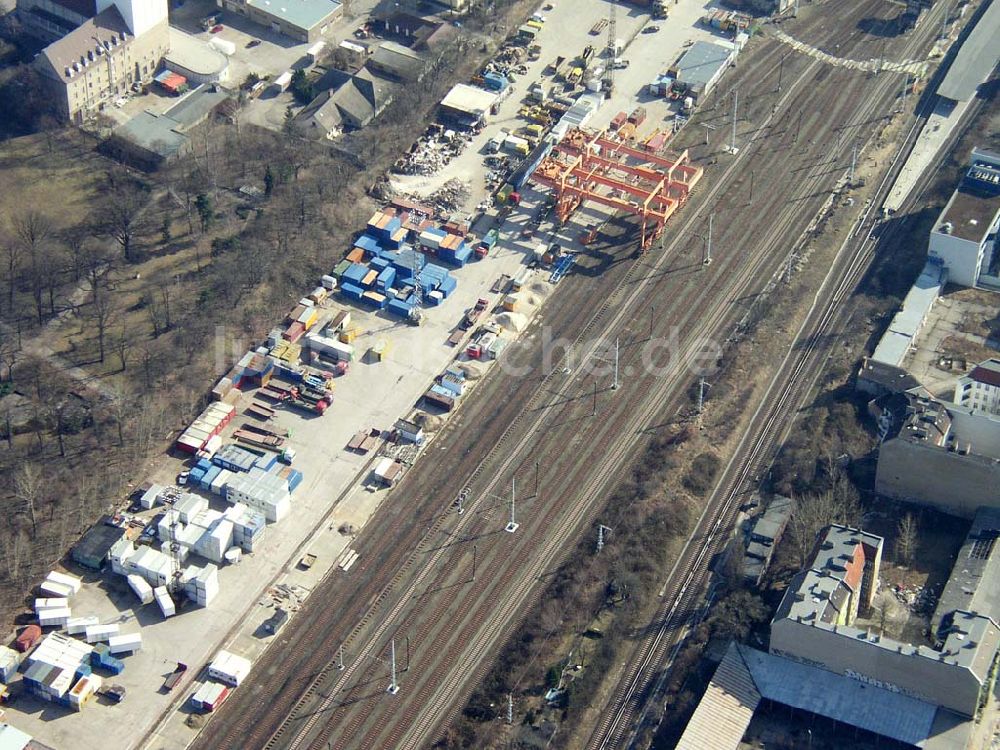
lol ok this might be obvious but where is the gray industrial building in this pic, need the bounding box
[742,494,792,585]
[875,393,1000,518]
[666,40,733,100]
[770,523,1000,719]
[215,0,342,42]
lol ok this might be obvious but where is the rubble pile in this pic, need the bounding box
[393,127,472,176]
[428,179,471,213]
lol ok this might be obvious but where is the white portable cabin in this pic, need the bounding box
[108,633,142,655]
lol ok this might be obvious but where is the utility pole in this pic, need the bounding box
[471,544,477,582]
[388,639,399,695]
[507,694,513,724]
[703,214,713,266]
[613,338,619,390]
[337,645,345,670]
[794,111,803,143]
[850,143,857,184]
[748,170,755,205]
[597,524,612,553]
[506,476,519,533]
[592,378,598,417]
[728,90,739,154]
[776,53,785,93]
[534,460,539,496]
[697,378,708,414]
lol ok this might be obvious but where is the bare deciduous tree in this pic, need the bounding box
[89,282,117,363]
[99,178,147,263]
[896,512,918,567]
[14,462,42,537]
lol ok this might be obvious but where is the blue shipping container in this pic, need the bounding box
[387,298,413,319]
[354,233,382,255]
[341,282,365,300]
[288,470,303,493]
[201,465,222,490]
[370,256,390,271]
[376,267,396,289]
[438,275,457,297]
[342,263,369,285]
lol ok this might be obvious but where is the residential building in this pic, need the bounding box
[875,393,1000,517]
[215,0,342,43]
[296,68,392,136]
[954,358,1000,415]
[31,0,170,123]
[770,524,1000,718]
[927,148,1000,289]
[742,495,792,585]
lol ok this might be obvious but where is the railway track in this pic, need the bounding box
[587,4,971,747]
[192,2,940,747]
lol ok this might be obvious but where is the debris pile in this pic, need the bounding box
[393,126,472,176]
[428,179,471,213]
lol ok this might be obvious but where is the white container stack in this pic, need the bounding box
[127,574,154,605]
[154,586,176,618]
[34,598,69,613]
[84,624,120,643]
[182,564,219,606]
[45,570,82,594]
[0,645,20,682]
[38,608,72,627]
[67,616,99,635]
[108,633,142,655]
[39,580,74,599]
[208,649,252,687]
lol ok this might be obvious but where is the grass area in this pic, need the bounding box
[0,130,106,234]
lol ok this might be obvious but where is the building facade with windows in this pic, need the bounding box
[31,0,170,123]
[215,0,342,43]
[954,358,1000,415]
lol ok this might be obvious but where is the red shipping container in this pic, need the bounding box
[283,322,305,343]
[611,111,627,131]
[16,625,42,652]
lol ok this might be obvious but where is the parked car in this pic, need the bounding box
[177,470,190,486]
[643,24,660,33]
[210,24,223,33]
[246,39,261,48]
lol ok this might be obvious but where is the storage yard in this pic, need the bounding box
[0,0,956,747]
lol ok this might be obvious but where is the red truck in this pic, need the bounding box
[162,662,188,692]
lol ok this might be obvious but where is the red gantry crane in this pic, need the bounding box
[532,128,704,249]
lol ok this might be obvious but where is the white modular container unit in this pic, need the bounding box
[175,494,208,524]
[210,468,232,495]
[190,680,229,711]
[67,616,100,635]
[127,574,155,605]
[68,672,102,710]
[40,580,74,599]
[38,608,71,627]
[35,598,70,613]
[140,483,164,510]
[208,649,252,687]
[0,645,20,682]
[321,274,337,290]
[154,586,176,617]
[85,624,120,643]
[224,547,242,565]
[45,570,82,594]
[108,633,142,655]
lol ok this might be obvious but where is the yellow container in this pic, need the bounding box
[339,327,358,344]
[502,295,518,312]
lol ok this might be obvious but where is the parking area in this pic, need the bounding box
[390,0,731,214]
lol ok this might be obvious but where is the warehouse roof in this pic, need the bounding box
[937,0,1000,102]
[246,0,341,32]
[72,522,127,568]
[741,645,943,747]
[676,643,760,750]
[439,83,497,117]
[369,41,425,81]
[669,40,732,89]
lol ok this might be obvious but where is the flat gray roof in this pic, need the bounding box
[933,506,1000,636]
[937,0,1000,102]
[670,41,732,89]
[112,111,187,159]
[246,0,342,32]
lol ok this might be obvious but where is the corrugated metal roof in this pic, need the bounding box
[937,0,1000,102]
[676,643,760,750]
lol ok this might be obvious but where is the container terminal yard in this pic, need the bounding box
[0,0,977,745]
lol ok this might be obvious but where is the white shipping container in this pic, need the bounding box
[34,598,69,613]
[66,616,99,635]
[68,672,102,709]
[45,570,82,593]
[211,468,232,495]
[155,587,176,618]
[40,580,74,599]
[321,274,337,290]
[0,646,20,682]
[85,624,120,643]
[208,649,252,687]
[38,608,72,627]
[108,633,142,655]
[127,574,154,605]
